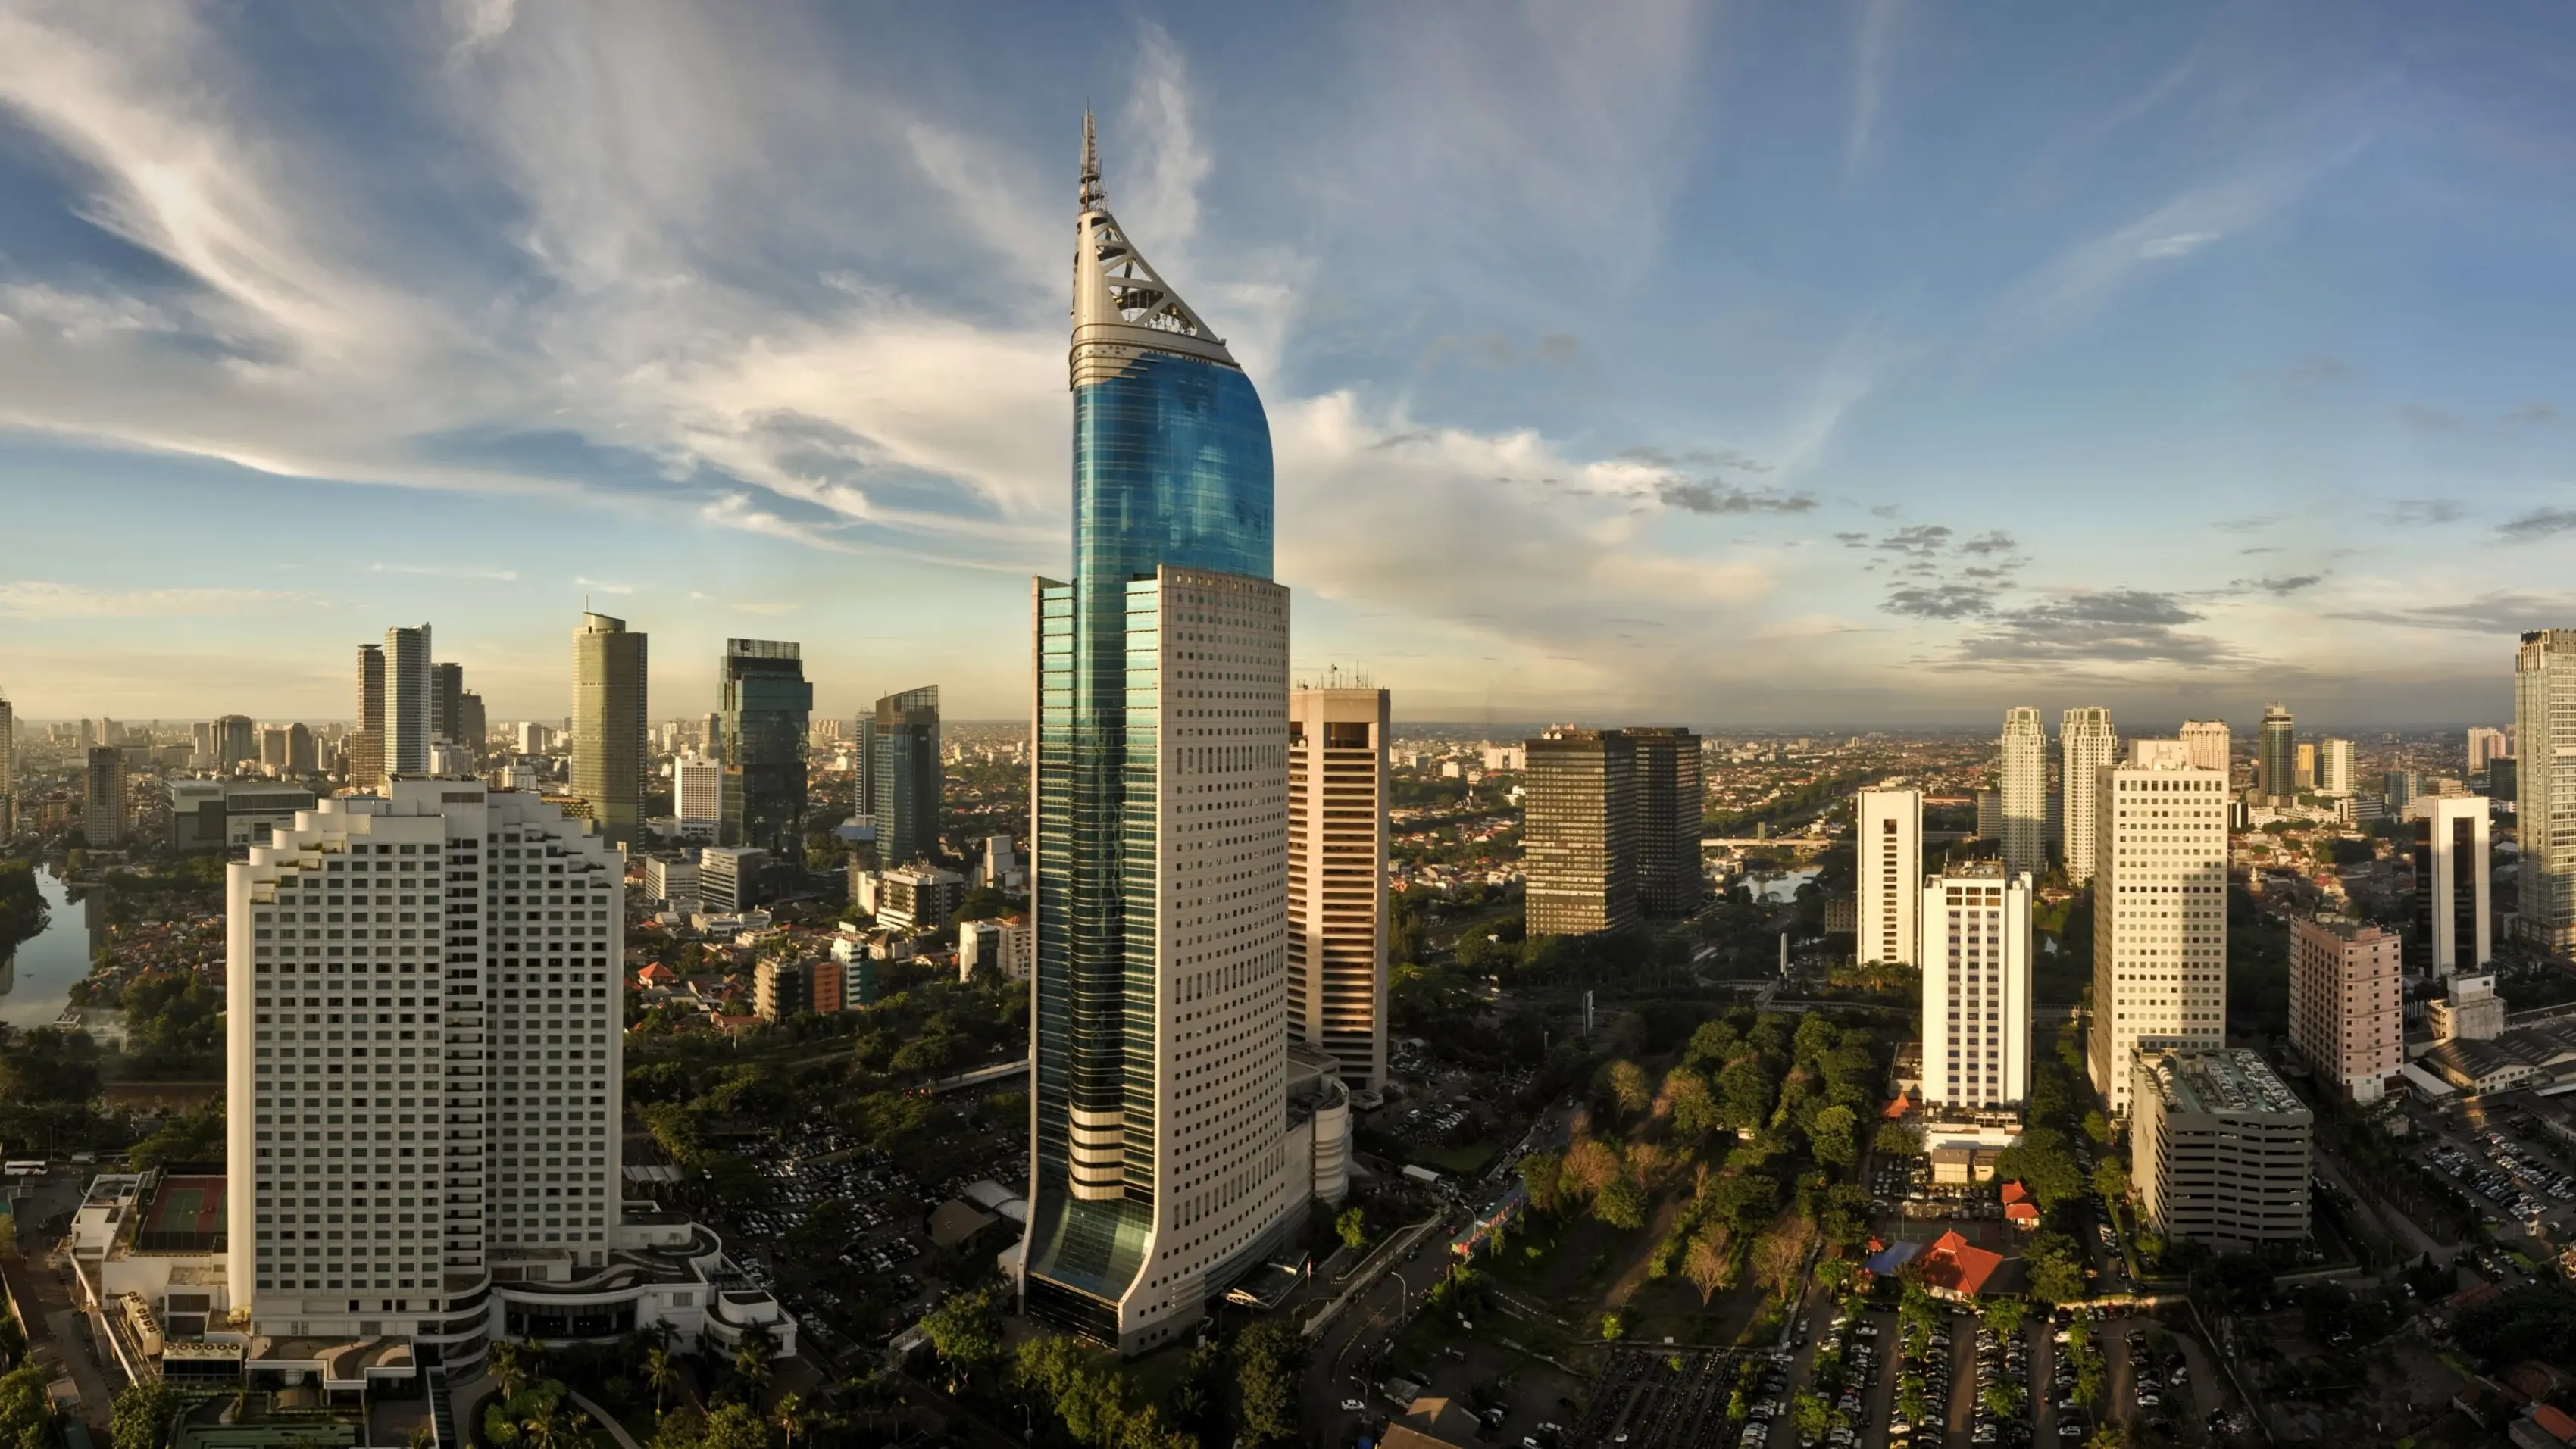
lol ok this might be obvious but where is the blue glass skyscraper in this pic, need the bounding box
[1020,117,1346,1353]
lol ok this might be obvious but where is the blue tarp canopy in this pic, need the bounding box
[1865,1239,1924,1276]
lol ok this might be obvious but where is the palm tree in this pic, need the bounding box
[491,1341,530,1402]
[521,1404,564,1449]
[771,1391,802,1449]
[733,1332,774,1398]
[644,1348,678,1413]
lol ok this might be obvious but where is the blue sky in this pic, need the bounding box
[0,1,2571,729]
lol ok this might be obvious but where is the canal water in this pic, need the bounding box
[0,867,100,1030]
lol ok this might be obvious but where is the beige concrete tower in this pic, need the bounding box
[571,613,649,850]
[2059,706,2118,884]
[1855,789,1921,967]
[2089,739,2231,1115]
[1288,682,1390,1092]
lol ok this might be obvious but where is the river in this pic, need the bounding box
[0,867,101,1030]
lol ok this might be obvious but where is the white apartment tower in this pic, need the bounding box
[1920,865,2032,1110]
[2415,792,2493,974]
[2059,707,2119,884]
[229,781,625,1354]
[383,625,434,779]
[2089,739,2231,1115]
[2468,726,2509,776]
[1855,789,1921,967]
[674,754,724,830]
[2178,719,2231,779]
[2517,630,2576,949]
[2315,737,2355,798]
[1287,684,1391,1092]
[1999,707,2047,876]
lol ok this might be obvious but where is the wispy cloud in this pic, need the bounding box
[1845,0,1905,176]
[0,581,309,618]
[2137,231,2220,258]
[371,563,519,582]
[2383,498,2465,526]
[573,577,635,595]
[2499,509,2576,543]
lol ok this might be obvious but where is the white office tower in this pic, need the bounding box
[2468,726,2509,776]
[2416,792,2492,974]
[2059,707,2118,884]
[2518,631,2576,949]
[2088,739,2231,1115]
[1920,865,2032,1110]
[2178,719,2231,778]
[227,780,785,1366]
[1855,789,1921,967]
[674,754,723,831]
[1999,707,2047,876]
[383,625,434,778]
[2315,737,2355,798]
[517,722,554,756]
[1287,684,1391,1093]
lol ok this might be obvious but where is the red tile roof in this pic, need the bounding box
[2534,1404,2576,1445]
[1916,1229,2005,1298]
[2000,1181,2031,1204]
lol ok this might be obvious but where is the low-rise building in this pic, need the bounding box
[699,846,767,912]
[2421,1018,2576,1095]
[877,865,964,932]
[2428,973,2507,1045]
[642,857,699,906]
[959,916,1032,981]
[2130,1048,2312,1251]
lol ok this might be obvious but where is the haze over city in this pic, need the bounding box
[2,2,2571,724]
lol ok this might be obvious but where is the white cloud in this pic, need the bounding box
[0,581,309,618]
[371,564,520,582]
[2138,230,2220,258]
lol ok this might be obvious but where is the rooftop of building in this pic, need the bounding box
[2139,1048,2309,1120]
[2297,913,2397,944]
[2423,1020,2576,1082]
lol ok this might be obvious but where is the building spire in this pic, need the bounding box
[1080,108,1104,211]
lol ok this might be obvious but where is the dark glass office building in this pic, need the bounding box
[716,639,811,854]
[859,685,943,866]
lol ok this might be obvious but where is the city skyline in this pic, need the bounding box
[1,5,2573,725]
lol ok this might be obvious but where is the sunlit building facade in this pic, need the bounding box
[571,614,648,850]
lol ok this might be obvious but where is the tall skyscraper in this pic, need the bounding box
[1523,727,1639,936]
[0,688,14,838]
[384,625,433,778]
[2059,707,2118,885]
[1855,789,1921,967]
[2386,769,2422,816]
[430,662,466,745]
[2089,739,2230,1116]
[2414,793,2492,975]
[261,727,291,772]
[1288,684,1390,1091]
[349,644,386,790]
[84,745,127,846]
[2178,719,2231,778]
[571,613,649,850]
[287,723,317,776]
[2468,726,2509,776]
[215,714,257,770]
[2288,915,2402,1104]
[2257,702,2296,804]
[2315,737,2354,798]
[456,693,486,759]
[860,685,943,866]
[2294,742,2316,791]
[1999,707,2046,876]
[1630,727,1706,917]
[674,754,723,829]
[715,639,811,854]
[2515,630,2576,949]
[1022,120,1343,1354]
[1920,864,2032,1110]
[224,782,764,1360]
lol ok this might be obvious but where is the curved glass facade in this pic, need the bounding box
[1028,349,1273,1322]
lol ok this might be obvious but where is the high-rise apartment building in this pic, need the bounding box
[431,663,466,745]
[2315,737,2353,798]
[1974,789,2000,842]
[455,693,486,759]
[517,722,554,756]
[349,644,386,791]
[674,754,722,831]
[571,614,649,851]
[2468,726,2509,776]
[261,727,292,773]
[384,626,433,778]
[1288,685,1390,1091]
[2414,793,2492,975]
[1920,865,2032,1110]
[2257,703,2296,804]
[85,745,127,846]
[1524,727,1639,936]
[2177,719,2231,779]
[1999,707,2046,876]
[715,640,811,854]
[2295,742,2316,791]
[1855,789,1921,967]
[2386,770,2422,817]
[2129,1048,2311,1250]
[222,781,770,1363]
[2059,707,2118,884]
[859,685,942,866]
[1021,120,1346,1355]
[2287,915,2402,1104]
[1630,728,1706,917]
[2516,630,2576,949]
[2089,739,2231,1116]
